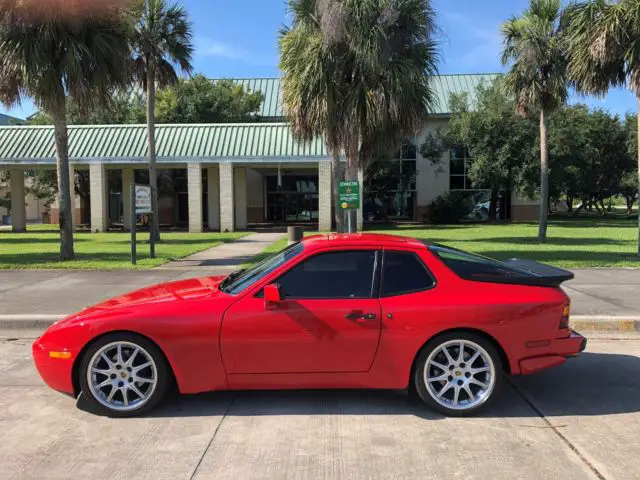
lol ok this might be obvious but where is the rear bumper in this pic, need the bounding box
[519,331,586,375]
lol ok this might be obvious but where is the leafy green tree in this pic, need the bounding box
[501,0,568,241]
[549,106,629,214]
[566,0,640,253]
[28,91,146,125]
[445,79,539,219]
[0,1,131,258]
[280,0,438,232]
[156,76,264,123]
[131,0,193,241]
[622,113,639,215]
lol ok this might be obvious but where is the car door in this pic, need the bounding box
[220,248,382,374]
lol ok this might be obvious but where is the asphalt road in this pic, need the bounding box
[1,268,640,317]
[1,329,639,480]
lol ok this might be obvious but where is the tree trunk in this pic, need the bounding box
[626,195,634,217]
[637,100,640,255]
[538,109,549,242]
[146,62,161,242]
[345,136,359,233]
[489,188,498,221]
[52,100,74,261]
[331,152,344,232]
[566,195,573,213]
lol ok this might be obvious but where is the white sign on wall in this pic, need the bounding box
[135,185,152,214]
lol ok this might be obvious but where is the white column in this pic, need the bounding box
[357,166,364,231]
[10,168,26,232]
[69,165,77,230]
[319,161,332,231]
[207,166,220,230]
[219,163,235,232]
[187,163,203,233]
[234,166,247,230]
[89,163,108,232]
[122,168,134,230]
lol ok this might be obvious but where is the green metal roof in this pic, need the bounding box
[0,123,328,165]
[223,74,500,118]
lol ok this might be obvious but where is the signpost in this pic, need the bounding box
[131,184,154,265]
[338,181,360,233]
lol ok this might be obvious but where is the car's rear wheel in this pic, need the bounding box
[413,332,503,416]
[79,333,170,417]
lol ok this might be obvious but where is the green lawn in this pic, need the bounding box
[0,225,246,269]
[245,215,640,269]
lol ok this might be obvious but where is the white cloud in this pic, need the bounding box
[195,38,277,67]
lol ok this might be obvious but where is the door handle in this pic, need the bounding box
[345,312,377,321]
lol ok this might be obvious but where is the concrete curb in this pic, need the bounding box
[0,314,639,332]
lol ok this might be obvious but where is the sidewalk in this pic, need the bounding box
[0,231,283,318]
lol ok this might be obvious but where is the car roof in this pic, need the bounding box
[301,233,428,250]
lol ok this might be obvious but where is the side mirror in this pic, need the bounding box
[264,284,282,306]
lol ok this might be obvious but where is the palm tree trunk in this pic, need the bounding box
[146,62,161,242]
[331,152,343,233]
[636,99,640,255]
[538,109,549,243]
[52,104,75,261]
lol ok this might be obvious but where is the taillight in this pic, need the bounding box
[560,304,570,329]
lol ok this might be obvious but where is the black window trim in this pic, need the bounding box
[262,248,382,301]
[378,249,437,298]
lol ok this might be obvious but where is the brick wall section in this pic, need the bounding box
[318,161,332,231]
[187,163,203,233]
[219,163,235,232]
[89,163,108,232]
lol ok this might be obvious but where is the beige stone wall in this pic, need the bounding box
[0,181,48,224]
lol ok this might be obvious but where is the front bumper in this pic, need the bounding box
[519,330,587,375]
[32,338,76,396]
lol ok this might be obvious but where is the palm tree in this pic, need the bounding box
[131,0,193,240]
[501,0,568,242]
[0,2,131,259]
[280,0,438,232]
[566,0,640,255]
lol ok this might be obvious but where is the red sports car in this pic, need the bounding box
[33,233,586,417]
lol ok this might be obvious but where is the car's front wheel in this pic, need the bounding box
[413,332,503,416]
[79,333,170,417]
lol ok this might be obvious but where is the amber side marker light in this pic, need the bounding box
[49,351,72,359]
[560,305,571,329]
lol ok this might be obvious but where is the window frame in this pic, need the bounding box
[378,249,437,298]
[264,248,382,301]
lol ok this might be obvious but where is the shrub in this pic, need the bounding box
[423,192,467,224]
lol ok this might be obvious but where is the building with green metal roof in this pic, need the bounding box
[0,73,534,233]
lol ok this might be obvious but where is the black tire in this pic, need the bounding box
[413,332,503,417]
[78,332,170,417]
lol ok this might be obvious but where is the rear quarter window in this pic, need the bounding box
[429,244,534,280]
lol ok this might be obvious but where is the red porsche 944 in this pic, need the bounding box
[33,234,585,417]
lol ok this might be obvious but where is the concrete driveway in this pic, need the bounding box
[2,329,639,480]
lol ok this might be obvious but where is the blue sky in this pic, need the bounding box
[1,0,636,119]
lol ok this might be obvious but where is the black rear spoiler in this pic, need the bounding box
[499,259,574,287]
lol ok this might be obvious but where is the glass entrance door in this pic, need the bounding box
[266,174,319,223]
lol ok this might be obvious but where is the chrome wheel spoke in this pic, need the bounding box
[467,350,481,365]
[428,360,449,372]
[116,345,125,365]
[106,385,118,403]
[92,367,110,376]
[441,346,455,365]
[437,382,452,398]
[463,384,474,401]
[129,383,146,400]
[470,378,490,390]
[122,387,129,406]
[134,376,154,384]
[97,378,112,388]
[126,348,140,367]
[452,385,460,405]
[458,342,465,362]
[470,366,489,375]
[100,353,114,367]
[133,361,152,373]
[428,373,449,383]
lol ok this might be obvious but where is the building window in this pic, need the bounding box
[364,141,417,221]
[449,145,472,190]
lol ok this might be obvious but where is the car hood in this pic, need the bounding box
[63,275,228,321]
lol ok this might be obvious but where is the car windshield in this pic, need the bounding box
[221,242,304,295]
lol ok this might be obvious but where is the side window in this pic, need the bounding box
[381,251,435,297]
[276,250,377,299]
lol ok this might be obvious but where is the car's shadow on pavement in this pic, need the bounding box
[78,352,640,419]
